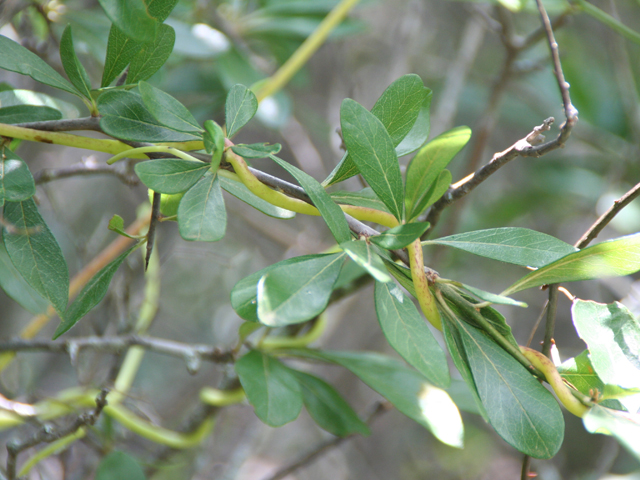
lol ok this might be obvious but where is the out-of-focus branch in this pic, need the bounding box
[34,157,138,185]
[5,389,109,480]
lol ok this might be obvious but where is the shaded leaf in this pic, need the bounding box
[231,255,320,322]
[231,143,282,158]
[0,242,50,314]
[370,222,430,250]
[405,126,471,219]
[330,188,389,213]
[98,90,200,142]
[0,35,79,96]
[54,244,137,339]
[456,317,564,458]
[290,349,464,448]
[503,233,640,295]
[1,149,35,203]
[95,451,146,480]
[583,405,640,462]
[98,0,158,43]
[375,281,450,388]
[340,99,404,220]
[396,90,433,157]
[341,240,390,282]
[219,175,295,219]
[0,105,61,124]
[3,198,69,317]
[135,159,208,194]
[60,25,92,100]
[126,24,176,84]
[294,371,370,437]
[177,172,226,242]
[138,81,201,132]
[270,155,351,244]
[235,350,302,427]
[225,84,258,138]
[572,300,640,392]
[146,0,179,22]
[425,227,577,268]
[101,25,142,87]
[257,253,345,327]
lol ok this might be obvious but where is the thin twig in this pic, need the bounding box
[574,181,640,249]
[261,401,390,480]
[34,158,139,185]
[520,454,532,480]
[145,192,160,270]
[541,285,559,357]
[0,335,234,371]
[6,389,109,480]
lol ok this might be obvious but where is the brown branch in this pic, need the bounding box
[574,181,640,249]
[261,401,390,480]
[6,389,109,480]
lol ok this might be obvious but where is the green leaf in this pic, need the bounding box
[98,90,200,142]
[455,317,564,458]
[1,148,35,203]
[290,349,464,448]
[294,371,370,437]
[395,91,433,157]
[329,188,389,213]
[405,126,471,219]
[374,281,450,388]
[225,85,258,138]
[98,0,158,44]
[340,99,404,220]
[54,244,137,339]
[370,74,429,148]
[177,172,226,242]
[59,25,92,100]
[571,300,640,391]
[126,24,175,84]
[557,351,623,410]
[340,240,390,282]
[101,25,143,87]
[108,214,138,239]
[0,105,62,124]
[0,242,50,314]
[459,283,527,308]
[583,405,640,462]
[257,253,345,327]
[269,155,351,244]
[231,143,282,158]
[425,227,578,268]
[408,169,451,221]
[231,255,321,322]
[138,81,201,133]
[95,451,146,480]
[370,222,430,250]
[203,120,225,166]
[235,350,302,427]
[219,175,295,219]
[3,198,69,317]
[0,35,80,96]
[134,159,208,194]
[502,233,640,295]
[146,0,179,22]
[324,77,432,186]
[0,89,79,119]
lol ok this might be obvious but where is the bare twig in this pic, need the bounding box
[520,454,532,480]
[145,192,160,270]
[0,335,234,371]
[541,285,559,357]
[261,401,390,480]
[34,157,139,186]
[6,389,109,480]
[574,181,640,249]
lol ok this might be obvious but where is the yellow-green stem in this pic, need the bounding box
[253,0,361,102]
[107,145,204,165]
[260,313,328,350]
[407,240,442,330]
[18,429,87,477]
[200,387,246,407]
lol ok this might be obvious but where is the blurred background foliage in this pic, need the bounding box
[1,0,640,478]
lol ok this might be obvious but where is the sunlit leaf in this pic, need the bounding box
[341,240,390,282]
[583,405,640,462]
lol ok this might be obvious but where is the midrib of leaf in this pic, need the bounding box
[268,254,343,316]
[457,319,550,456]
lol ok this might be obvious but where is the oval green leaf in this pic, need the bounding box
[257,252,345,327]
[375,281,450,388]
[231,143,282,159]
[96,451,145,480]
[225,84,258,138]
[135,159,208,194]
[139,81,201,133]
[370,222,430,250]
[177,172,227,242]
[98,0,158,44]
[425,227,578,269]
[126,24,176,84]
[235,350,302,427]
[0,243,50,314]
[0,105,62,124]
[1,149,35,203]
[340,98,404,220]
[502,233,640,295]
[101,25,143,87]
[60,25,93,100]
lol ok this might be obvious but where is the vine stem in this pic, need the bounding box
[253,0,361,102]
